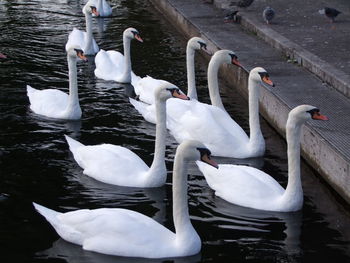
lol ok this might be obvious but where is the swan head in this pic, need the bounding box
[83,1,99,16]
[249,67,275,87]
[123,28,143,43]
[154,81,190,102]
[288,105,328,126]
[212,49,241,67]
[176,140,218,169]
[67,46,87,61]
[187,37,210,54]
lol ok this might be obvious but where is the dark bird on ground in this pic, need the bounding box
[263,6,275,24]
[318,7,341,22]
[230,0,255,8]
[224,10,239,23]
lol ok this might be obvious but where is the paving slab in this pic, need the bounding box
[149,0,350,203]
[213,0,350,98]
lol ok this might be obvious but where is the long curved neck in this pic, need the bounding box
[186,46,197,100]
[282,116,303,201]
[207,56,225,110]
[172,151,197,243]
[66,54,79,110]
[247,77,264,147]
[121,35,132,83]
[148,99,167,179]
[84,10,93,54]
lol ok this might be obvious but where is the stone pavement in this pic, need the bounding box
[214,0,350,97]
[149,0,350,203]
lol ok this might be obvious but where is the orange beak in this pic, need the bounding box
[201,154,219,169]
[172,90,190,100]
[232,57,241,67]
[312,112,328,121]
[91,7,99,17]
[135,34,143,43]
[77,52,88,61]
[262,76,275,87]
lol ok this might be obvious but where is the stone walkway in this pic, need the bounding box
[150,0,350,203]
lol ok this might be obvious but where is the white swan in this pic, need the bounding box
[27,47,87,120]
[130,49,240,124]
[131,50,270,158]
[32,140,218,258]
[133,37,209,105]
[65,82,189,187]
[65,1,99,55]
[94,27,143,83]
[168,65,274,158]
[197,105,328,212]
[91,0,112,17]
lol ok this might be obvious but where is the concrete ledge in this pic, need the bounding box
[213,0,350,99]
[148,0,350,204]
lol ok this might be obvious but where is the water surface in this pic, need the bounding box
[0,0,350,262]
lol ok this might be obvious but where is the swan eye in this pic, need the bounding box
[74,48,83,55]
[197,147,211,158]
[258,72,268,79]
[198,41,207,50]
[132,31,143,42]
[229,53,237,60]
[229,53,241,67]
[307,108,320,118]
[166,88,176,95]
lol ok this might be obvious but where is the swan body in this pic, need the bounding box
[132,51,268,158]
[197,105,328,212]
[169,66,273,158]
[91,0,112,17]
[33,140,217,258]
[133,37,208,104]
[27,47,87,120]
[130,49,239,123]
[94,27,143,83]
[65,82,189,187]
[65,1,99,55]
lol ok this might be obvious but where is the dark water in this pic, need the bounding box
[1,0,350,262]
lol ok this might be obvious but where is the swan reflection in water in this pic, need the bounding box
[205,197,303,258]
[66,172,168,225]
[95,17,110,33]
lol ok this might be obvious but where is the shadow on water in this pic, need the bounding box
[37,238,201,263]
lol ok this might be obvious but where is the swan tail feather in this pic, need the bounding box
[64,135,86,168]
[129,98,156,124]
[129,97,146,113]
[26,85,37,96]
[33,203,83,245]
[65,135,84,151]
[33,202,61,227]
